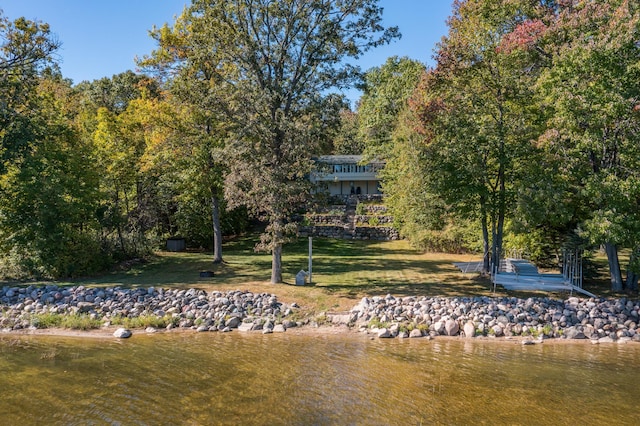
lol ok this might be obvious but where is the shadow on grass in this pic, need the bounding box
[3,235,626,302]
[317,279,491,299]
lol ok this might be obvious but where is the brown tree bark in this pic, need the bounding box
[211,195,223,264]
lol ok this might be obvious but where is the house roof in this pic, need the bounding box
[316,155,363,164]
[316,155,383,165]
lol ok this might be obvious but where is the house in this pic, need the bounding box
[310,155,384,196]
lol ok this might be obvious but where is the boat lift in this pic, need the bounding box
[454,250,596,298]
[489,250,596,298]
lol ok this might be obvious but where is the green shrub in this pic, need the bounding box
[29,312,102,330]
[401,221,480,254]
[368,317,390,329]
[60,314,103,330]
[110,314,173,329]
[314,312,328,325]
[30,313,64,329]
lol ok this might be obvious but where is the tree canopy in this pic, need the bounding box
[2,1,640,293]
[534,0,640,290]
[141,0,399,283]
[0,12,60,172]
[358,56,425,160]
[385,0,640,290]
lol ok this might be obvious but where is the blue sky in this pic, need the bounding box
[2,0,452,105]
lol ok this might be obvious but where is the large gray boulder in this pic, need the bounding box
[377,328,391,338]
[409,329,423,338]
[445,319,459,336]
[564,326,586,339]
[225,316,241,329]
[463,321,475,338]
[238,322,253,332]
[113,328,132,338]
[491,324,504,337]
[432,320,445,335]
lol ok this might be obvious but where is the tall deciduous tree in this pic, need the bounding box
[141,0,398,283]
[535,0,640,291]
[0,72,103,278]
[406,0,549,272]
[77,72,164,259]
[0,15,104,278]
[357,56,425,159]
[138,20,232,264]
[332,109,364,155]
[137,92,248,258]
[0,13,60,172]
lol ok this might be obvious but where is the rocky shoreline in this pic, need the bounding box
[1,285,639,344]
[345,294,640,344]
[0,285,302,336]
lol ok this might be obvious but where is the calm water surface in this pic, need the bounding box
[1,332,639,425]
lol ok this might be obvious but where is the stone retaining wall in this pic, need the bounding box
[330,194,384,204]
[298,225,346,239]
[298,225,400,240]
[354,215,394,225]
[312,205,347,214]
[362,204,388,214]
[306,215,346,225]
[353,226,400,240]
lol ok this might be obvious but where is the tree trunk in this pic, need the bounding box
[491,228,498,274]
[481,208,490,274]
[490,210,501,275]
[269,212,285,283]
[625,248,639,291]
[211,195,223,264]
[495,162,506,270]
[114,191,127,257]
[626,270,639,292]
[271,242,283,284]
[605,242,623,291]
[116,223,126,257]
[491,138,507,275]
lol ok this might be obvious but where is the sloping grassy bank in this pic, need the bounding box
[67,236,493,313]
[1,236,621,323]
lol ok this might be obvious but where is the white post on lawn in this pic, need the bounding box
[308,237,313,284]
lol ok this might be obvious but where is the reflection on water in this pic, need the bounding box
[1,332,639,425]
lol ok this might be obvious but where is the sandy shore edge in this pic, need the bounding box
[1,323,624,346]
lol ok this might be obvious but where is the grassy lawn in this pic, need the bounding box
[5,235,627,314]
[52,236,490,313]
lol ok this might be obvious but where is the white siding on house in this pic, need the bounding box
[311,155,383,195]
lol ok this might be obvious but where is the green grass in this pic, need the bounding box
[110,314,176,329]
[29,313,102,330]
[2,235,625,315]
[582,249,632,299]
[57,235,493,312]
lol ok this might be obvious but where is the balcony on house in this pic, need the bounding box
[311,155,384,196]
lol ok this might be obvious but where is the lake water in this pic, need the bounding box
[1,332,638,425]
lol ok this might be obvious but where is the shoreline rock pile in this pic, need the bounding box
[348,294,640,343]
[2,284,640,344]
[0,285,301,334]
